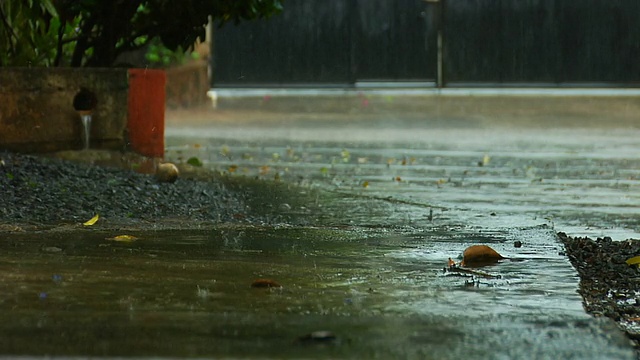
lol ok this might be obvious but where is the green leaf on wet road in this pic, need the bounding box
[187,157,203,167]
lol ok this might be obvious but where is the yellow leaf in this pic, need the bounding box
[625,256,640,266]
[108,235,138,242]
[83,214,99,226]
[478,154,491,167]
[341,149,350,162]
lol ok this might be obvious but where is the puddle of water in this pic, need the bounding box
[0,227,633,359]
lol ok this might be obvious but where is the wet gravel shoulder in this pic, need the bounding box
[560,232,640,354]
[0,151,320,232]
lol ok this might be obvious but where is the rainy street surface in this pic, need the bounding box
[2,91,640,359]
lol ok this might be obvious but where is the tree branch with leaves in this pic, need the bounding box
[0,0,283,67]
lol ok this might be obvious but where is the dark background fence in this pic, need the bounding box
[212,0,640,87]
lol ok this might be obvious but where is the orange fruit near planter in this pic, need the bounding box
[156,163,179,183]
[462,245,505,267]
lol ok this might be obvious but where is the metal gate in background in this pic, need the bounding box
[212,0,640,88]
[212,0,438,87]
[444,0,640,86]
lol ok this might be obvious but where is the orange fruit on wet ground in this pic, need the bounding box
[462,245,505,267]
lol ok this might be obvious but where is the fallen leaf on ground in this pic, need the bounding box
[83,214,99,226]
[107,235,138,242]
[259,166,270,175]
[187,157,203,167]
[479,154,491,166]
[625,256,640,266]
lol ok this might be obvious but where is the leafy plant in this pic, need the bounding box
[0,0,76,66]
[0,0,284,67]
[145,38,200,67]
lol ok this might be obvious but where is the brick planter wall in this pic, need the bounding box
[0,68,165,157]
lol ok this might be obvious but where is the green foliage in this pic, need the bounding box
[145,38,200,68]
[0,0,77,66]
[0,0,283,67]
[187,157,204,167]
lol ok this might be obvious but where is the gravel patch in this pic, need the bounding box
[0,151,312,230]
[560,232,640,353]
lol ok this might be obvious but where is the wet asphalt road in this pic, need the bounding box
[162,97,640,359]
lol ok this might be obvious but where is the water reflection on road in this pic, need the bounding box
[0,227,632,359]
